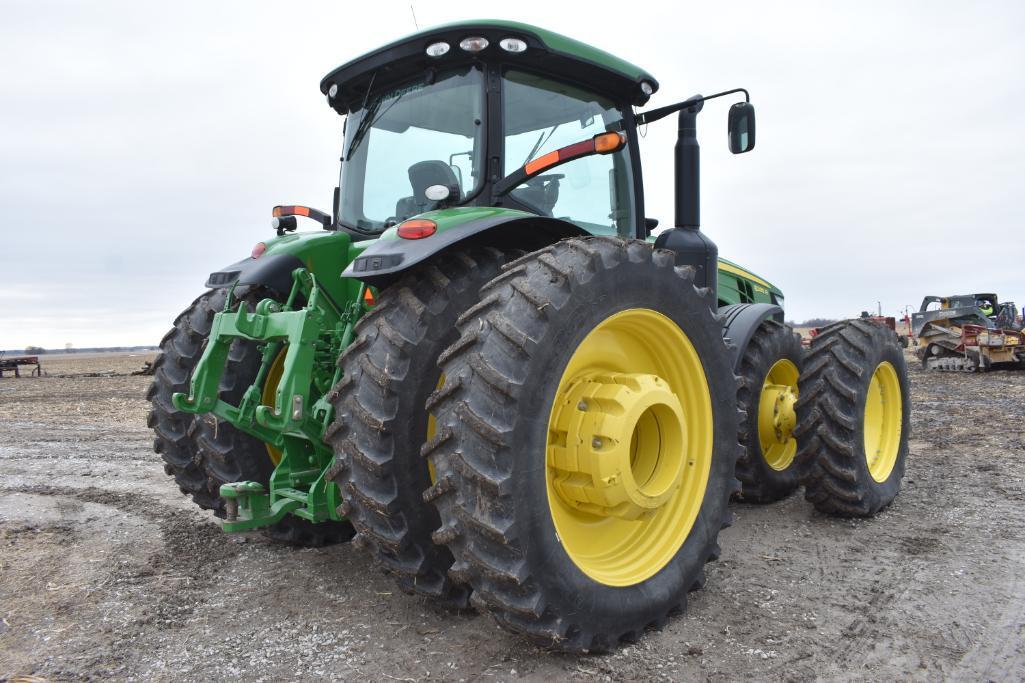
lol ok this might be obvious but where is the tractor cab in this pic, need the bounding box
[317,20,756,294]
[321,21,655,239]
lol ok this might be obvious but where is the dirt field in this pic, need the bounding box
[2,351,1023,681]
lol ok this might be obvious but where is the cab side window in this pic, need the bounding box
[502,70,635,236]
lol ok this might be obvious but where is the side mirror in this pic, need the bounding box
[728,102,756,154]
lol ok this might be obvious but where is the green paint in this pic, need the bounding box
[259,230,365,307]
[432,206,535,232]
[173,266,366,530]
[716,258,783,307]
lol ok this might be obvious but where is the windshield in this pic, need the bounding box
[338,66,485,233]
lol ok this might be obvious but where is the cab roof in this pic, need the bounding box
[320,20,659,113]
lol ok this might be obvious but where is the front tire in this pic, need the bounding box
[424,238,741,652]
[795,319,911,516]
[735,319,804,503]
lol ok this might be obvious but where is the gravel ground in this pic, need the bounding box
[1,351,1023,681]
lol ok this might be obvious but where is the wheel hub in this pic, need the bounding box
[757,358,800,471]
[760,382,797,444]
[548,372,688,520]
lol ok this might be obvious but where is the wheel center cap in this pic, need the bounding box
[761,383,797,444]
[548,372,688,520]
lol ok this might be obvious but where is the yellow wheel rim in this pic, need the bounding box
[863,361,902,482]
[425,373,445,484]
[261,348,286,466]
[757,359,799,471]
[545,308,713,587]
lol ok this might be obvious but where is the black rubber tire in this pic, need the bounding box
[795,319,911,517]
[148,289,355,546]
[325,246,514,608]
[735,319,804,503]
[147,291,227,513]
[423,237,741,652]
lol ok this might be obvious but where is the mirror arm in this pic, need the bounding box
[272,205,332,231]
[637,88,750,126]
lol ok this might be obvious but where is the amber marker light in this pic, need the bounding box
[524,132,626,175]
[594,131,627,153]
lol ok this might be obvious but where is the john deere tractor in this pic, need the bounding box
[148,21,911,652]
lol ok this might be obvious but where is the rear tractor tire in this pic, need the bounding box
[795,319,911,517]
[326,246,514,608]
[735,319,804,503]
[424,237,742,652]
[148,289,355,547]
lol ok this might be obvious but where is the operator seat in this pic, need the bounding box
[510,178,560,217]
[394,161,461,220]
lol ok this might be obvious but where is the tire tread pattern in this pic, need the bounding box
[794,319,910,517]
[424,237,742,652]
[327,246,513,608]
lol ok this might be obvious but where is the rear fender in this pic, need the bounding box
[719,303,785,371]
[342,207,586,287]
[205,230,361,306]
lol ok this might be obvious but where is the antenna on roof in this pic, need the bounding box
[410,4,419,30]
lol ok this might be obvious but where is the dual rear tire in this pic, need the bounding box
[329,239,911,651]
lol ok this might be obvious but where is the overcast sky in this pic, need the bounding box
[2,1,1023,349]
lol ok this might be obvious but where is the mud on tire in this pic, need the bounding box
[423,237,742,652]
[795,319,911,517]
[326,246,513,608]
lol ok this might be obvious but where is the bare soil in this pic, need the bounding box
[1,351,1023,681]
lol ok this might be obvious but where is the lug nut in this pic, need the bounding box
[592,437,603,449]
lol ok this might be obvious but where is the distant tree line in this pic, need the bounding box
[785,318,839,328]
[5,345,158,356]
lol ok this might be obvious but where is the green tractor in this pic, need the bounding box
[148,21,911,651]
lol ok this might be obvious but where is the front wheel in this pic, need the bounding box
[795,319,911,517]
[735,319,804,503]
[424,238,741,652]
